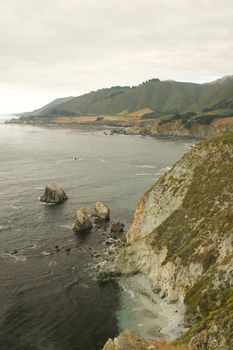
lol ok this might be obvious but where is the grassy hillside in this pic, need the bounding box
[24,76,233,119]
[114,135,233,349]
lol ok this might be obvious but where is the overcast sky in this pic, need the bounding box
[0,0,232,114]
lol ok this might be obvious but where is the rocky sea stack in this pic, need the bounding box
[93,202,110,221]
[40,183,68,204]
[102,134,233,350]
[73,207,93,233]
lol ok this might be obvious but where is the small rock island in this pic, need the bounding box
[40,183,68,204]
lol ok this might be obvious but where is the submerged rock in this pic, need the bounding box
[40,183,68,204]
[93,202,110,221]
[73,207,93,233]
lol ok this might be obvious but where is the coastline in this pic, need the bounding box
[6,114,233,139]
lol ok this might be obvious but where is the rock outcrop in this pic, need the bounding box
[102,331,189,350]
[106,135,233,350]
[111,117,233,139]
[73,207,93,233]
[110,221,125,238]
[40,183,68,204]
[93,202,110,221]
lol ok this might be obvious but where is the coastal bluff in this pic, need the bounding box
[103,135,233,350]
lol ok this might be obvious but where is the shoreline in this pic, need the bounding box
[4,120,202,141]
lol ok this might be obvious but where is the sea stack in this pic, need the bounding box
[93,202,110,221]
[40,183,68,204]
[73,207,93,233]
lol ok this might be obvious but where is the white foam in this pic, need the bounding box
[57,224,73,230]
[117,274,187,340]
[10,205,23,209]
[134,165,156,169]
[160,166,171,172]
[41,251,50,256]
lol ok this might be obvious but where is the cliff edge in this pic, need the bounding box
[104,134,233,350]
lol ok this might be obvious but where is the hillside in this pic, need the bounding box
[103,135,233,350]
[21,76,233,118]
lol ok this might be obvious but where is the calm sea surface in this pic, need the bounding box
[0,119,194,350]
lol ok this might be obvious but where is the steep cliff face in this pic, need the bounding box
[122,117,233,138]
[113,135,233,349]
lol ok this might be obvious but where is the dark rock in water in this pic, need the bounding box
[55,245,60,252]
[97,270,121,285]
[73,207,93,233]
[93,202,110,221]
[40,183,68,204]
[110,221,125,238]
[12,249,18,255]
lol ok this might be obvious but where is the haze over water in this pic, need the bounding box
[0,120,194,350]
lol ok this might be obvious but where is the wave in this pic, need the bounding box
[41,251,51,256]
[57,224,73,230]
[10,205,23,210]
[160,166,171,172]
[0,252,27,263]
[133,164,156,169]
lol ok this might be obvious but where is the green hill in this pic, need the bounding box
[26,76,233,118]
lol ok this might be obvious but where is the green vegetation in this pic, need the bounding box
[146,136,233,347]
[20,76,233,125]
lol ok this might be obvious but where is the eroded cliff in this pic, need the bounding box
[104,135,233,350]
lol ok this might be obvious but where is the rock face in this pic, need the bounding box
[109,135,233,350]
[73,207,93,233]
[111,118,233,138]
[40,183,68,204]
[102,331,189,350]
[94,202,110,221]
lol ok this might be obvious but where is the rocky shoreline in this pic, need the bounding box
[98,135,233,350]
[6,115,233,139]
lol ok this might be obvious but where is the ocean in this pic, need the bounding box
[0,118,193,350]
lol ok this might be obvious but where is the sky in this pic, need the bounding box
[0,0,232,114]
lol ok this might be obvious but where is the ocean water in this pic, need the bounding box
[0,119,194,350]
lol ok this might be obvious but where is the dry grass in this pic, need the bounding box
[149,340,192,350]
[212,117,233,125]
[55,113,143,124]
[127,108,154,118]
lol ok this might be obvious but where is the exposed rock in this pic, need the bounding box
[73,207,93,233]
[93,201,110,221]
[110,221,125,238]
[109,135,233,350]
[102,331,190,350]
[40,183,68,204]
[111,118,233,138]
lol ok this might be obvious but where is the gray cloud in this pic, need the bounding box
[0,0,233,111]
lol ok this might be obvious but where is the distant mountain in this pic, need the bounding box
[31,96,74,116]
[22,76,233,118]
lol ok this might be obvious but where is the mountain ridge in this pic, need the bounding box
[22,75,233,118]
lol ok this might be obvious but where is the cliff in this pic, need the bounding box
[113,117,233,138]
[104,134,233,350]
